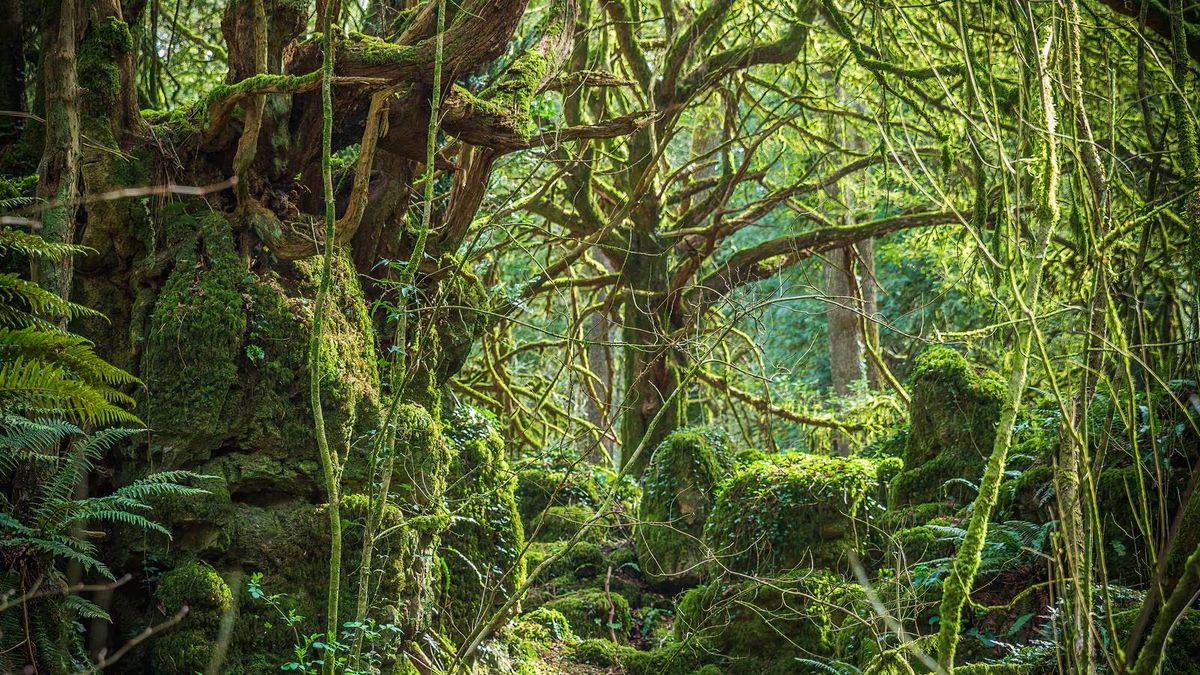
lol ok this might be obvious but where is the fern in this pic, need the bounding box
[0,227,85,260]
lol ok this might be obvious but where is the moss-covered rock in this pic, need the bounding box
[515,466,602,528]
[530,504,607,544]
[440,404,526,642]
[524,540,606,579]
[675,571,863,662]
[151,562,234,672]
[704,452,880,574]
[140,206,378,464]
[890,347,1005,509]
[542,589,632,641]
[571,639,709,674]
[636,428,731,588]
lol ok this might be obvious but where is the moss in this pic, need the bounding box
[704,452,879,574]
[432,260,493,383]
[674,571,862,661]
[635,428,732,587]
[572,638,621,667]
[517,607,575,644]
[155,561,233,628]
[142,211,246,449]
[890,346,1005,508]
[572,639,709,674]
[1095,465,1157,581]
[530,504,607,544]
[997,464,1053,520]
[152,628,216,673]
[542,589,632,641]
[152,562,233,672]
[77,17,133,118]
[345,31,418,68]
[515,466,602,529]
[524,540,605,579]
[440,404,525,642]
[897,525,955,564]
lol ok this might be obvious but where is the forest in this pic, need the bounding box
[1,0,1199,672]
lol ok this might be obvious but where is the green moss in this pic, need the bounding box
[675,571,862,662]
[141,209,379,462]
[517,607,575,644]
[542,589,632,641]
[572,638,621,666]
[890,347,1005,508]
[897,525,955,564]
[572,639,709,674]
[636,428,732,587]
[530,504,606,543]
[704,452,879,574]
[78,17,133,118]
[440,404,525,642]
[152,629,216,674]
[524,540,605,579]
[152,562,233,672]
[432,260,492,383]
[155,561,233,628]
[515,465,601,527]
[345,32,418,68]
[142,211,246,449]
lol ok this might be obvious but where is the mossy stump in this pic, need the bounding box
[635,428,731,588]
[889,346,1005,509]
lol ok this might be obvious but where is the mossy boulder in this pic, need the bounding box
[704,452,881,574]
[440,404,526,642]
[529,504,608,543]
[571,639,709,674]
[151,562,234,672]
[635,428,732,588]
[890,346,1005,509]
[674,571,863,662]
[542,589,632,641]
[524,540,606,579]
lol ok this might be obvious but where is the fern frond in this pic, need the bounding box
[0,328,140,387]
[62,594,111,622]
[0,357,139,426]
[0,228,86,260]
[0,274,102,327]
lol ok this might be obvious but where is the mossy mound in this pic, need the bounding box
[440,404,526,642]
[525,540,606,579]
[530,504,608,544]
[515,462,640,532]
[572,638,709,673]
[890,346,1005,509]
[151,562,233,672]
[541,589,632,642]
[705,452,881,574]
[674,571,863,664]
[635,428,732,588]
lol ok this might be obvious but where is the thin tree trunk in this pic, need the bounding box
[32,0,81,303]
[935,22,1060,670]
